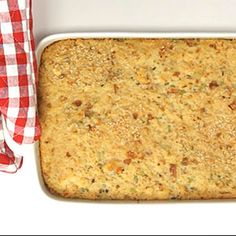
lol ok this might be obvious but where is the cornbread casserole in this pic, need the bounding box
[39,39,236,200]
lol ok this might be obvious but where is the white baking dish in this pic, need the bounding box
[36,32,236,61]
[17,32,236,202]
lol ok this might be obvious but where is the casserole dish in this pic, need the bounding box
[14,32,236,201]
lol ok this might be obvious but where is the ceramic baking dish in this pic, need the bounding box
[9,32,236,202]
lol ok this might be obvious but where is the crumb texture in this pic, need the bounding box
[39,39,236,200]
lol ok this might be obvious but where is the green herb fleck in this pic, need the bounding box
[134,175,139,184]
[199,83,207,91]
[179,89,186,95]
[130,188,136,193]
[80,188,89,194]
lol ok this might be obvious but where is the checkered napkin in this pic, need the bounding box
[0,0,40,173]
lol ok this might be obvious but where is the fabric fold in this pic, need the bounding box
[0,0,40,173]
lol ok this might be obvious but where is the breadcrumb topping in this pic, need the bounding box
[39,39,236,200]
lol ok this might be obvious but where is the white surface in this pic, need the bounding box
[1,0,236,235]
[33,0,236,43]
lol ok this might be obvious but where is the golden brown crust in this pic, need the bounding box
[39,39,236,200]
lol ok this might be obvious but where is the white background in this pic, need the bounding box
[1,0,236,235]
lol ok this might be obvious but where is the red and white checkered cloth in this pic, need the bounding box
[0,0,40,173]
